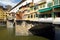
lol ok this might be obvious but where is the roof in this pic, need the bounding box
[9,0,46,13]
[9,0,26,12]
[9,0,32,13]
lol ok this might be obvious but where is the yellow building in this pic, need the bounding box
[0,6,7,21]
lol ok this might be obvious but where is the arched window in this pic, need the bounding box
[28,15,30,18]
[31,15,33,18]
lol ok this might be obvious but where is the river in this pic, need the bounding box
[0,22,55,40]
[0,26,48,40]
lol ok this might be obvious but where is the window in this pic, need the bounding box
[39,14,41,18]
[46,14,51,17]
[40,5,42,8]
[59,0,60,5]
[31,15,33,18]
[41,15,45,18]
[39,14,45,18]
[34,14,36,18]
[48,14,51,17]
[27,10,30,12]
[47,3,52,7]
[28,15,30,18]
[55,12,60,17]
[30,7,33,10]
[54,0,58,5]
[34,6,38,10]
[36,13,38,17]
[43,4,45,7]
[40,4,45,8]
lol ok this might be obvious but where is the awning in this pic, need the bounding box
[53,5,60,8]
[38,7,52,13]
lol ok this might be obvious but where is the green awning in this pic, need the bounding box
[38,7,52,13]
[53,5,60,8]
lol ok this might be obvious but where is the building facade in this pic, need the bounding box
[0,6,7,21]
[16,0,60,23]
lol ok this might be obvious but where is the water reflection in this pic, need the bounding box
[55,26,60,40]
[0,27,48,40]
[29,23,55,40]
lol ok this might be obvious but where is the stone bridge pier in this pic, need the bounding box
[15,20,35,36]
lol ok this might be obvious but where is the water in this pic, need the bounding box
[55,27,60,40]
[0,27,48,40]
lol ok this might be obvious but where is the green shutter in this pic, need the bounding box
[54,0,58,5]
[59,0,60,5]
[47,3,52,7]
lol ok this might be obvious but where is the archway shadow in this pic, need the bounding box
[29,23,55,40]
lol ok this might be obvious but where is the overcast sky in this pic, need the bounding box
[0,0,21,7]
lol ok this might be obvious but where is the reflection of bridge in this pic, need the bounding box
[0,21,6,26]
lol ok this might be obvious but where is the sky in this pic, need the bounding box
[0,0,22,7]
